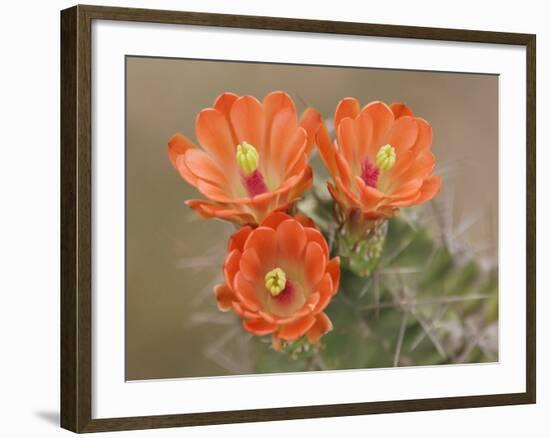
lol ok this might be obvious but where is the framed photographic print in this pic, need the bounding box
[60,4,536,433]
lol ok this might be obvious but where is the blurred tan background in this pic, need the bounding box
[125,56,498,380]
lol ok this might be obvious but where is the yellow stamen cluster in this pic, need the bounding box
[236,141,259,175]
[375,144,396,171]
[265,267,287,297]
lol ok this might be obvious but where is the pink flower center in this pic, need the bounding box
[361,158,380,188]
[242,170,268,197]
[271,280,294,306]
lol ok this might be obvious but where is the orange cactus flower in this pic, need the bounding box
[316,99,441,219]
[214,212,340,350]
[168,92,322,225]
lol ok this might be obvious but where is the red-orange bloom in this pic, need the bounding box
[214,212,340,350]
[316,99,441,219]
[168,92,321,225]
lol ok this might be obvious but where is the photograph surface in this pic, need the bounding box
[125,57,499,380]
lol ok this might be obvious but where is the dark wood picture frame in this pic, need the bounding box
[61,4,536,433]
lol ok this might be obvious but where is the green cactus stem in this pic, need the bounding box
[335,207,388,277]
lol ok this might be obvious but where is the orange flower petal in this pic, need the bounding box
[243,318,277,336]
[327,181,347,209]
[275,173,299,193]
[298,107,322,153]
[223,249,241,288]
[361,101,394,155]
[305,292,321,311]
[388,119,432,180]
[232,301,260,320]
[244,226,277,265]
[411,118,433,154]
[295,214,316,229]
[304,241,326,287]
[335,177,361,207]
[270,289,316,325]
[337,117,359,165]
[389,102,414,119]
[213,92,239,122]
[230,95,264,147]
[287,166,313,200]
[304,227,329,259]
[335,153,353,187]
[306,312,333,344]
[385,147,413,182]
[270,110,299,172]
[258,310,278,324]
[276,219,307,261]
[272,314,301,326]
[334,97,360,130]
[316,123,339,178]
[184,199,212,217]
[185,200,255,224]
[195,108,235,169]
[415,175,442,204]
[233,271,261,311]
[247,192,275,221]
[196,179,233,203]
[263,92,296,119]
[168,133,195,168]
[284,152,308,179]
[269,172,309,212]
[388,178,423,201]
[262,91,297,162]
[260,211,293,230]
[396,150,436,185]
[214,283,235,312]
[355,176,385,210]
[276,293,320,325]
[228,226,253,252]
[184,148,228,187]
[278,314,316,341]
[250,192,275,208]
[282,128,308,175]
[240,248,263,283]
[386,192,421,207]
[175,155,199,186]
[313,273,334,313]
[326,257,341,294]
[213,209,255,224]
[386,116,419,156]
[355,112,374,160]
